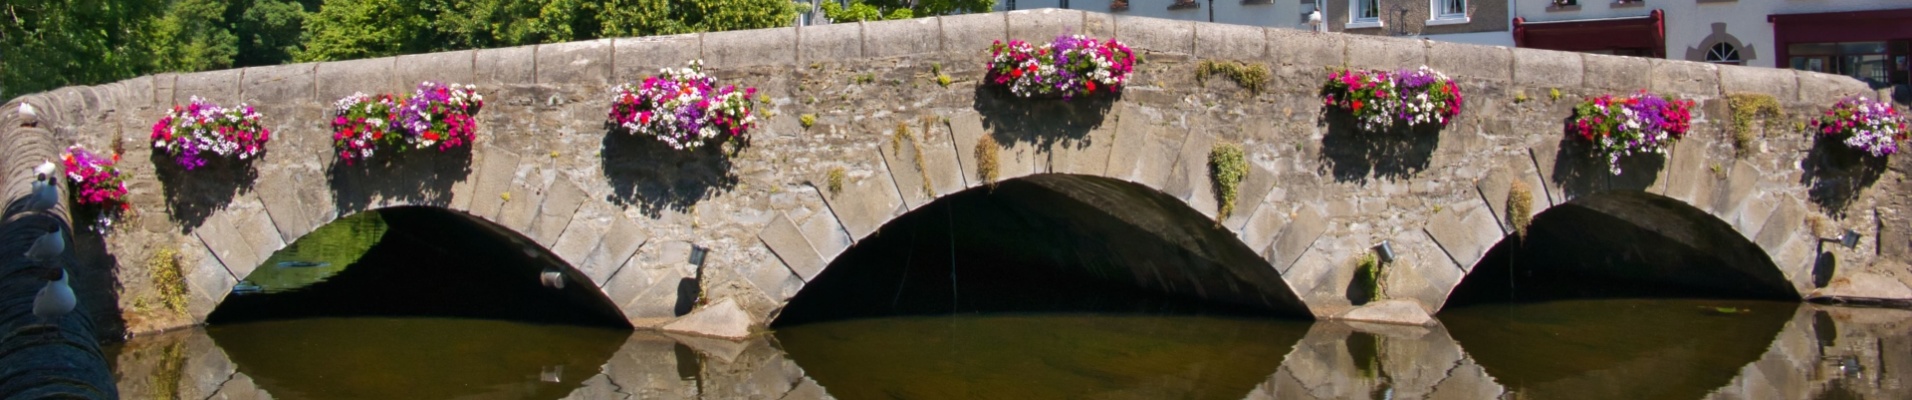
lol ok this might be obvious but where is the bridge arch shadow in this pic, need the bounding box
[206,206,630,328]
[772,173,1310,327]
[1445,191,1800,308]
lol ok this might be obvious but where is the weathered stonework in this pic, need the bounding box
[6,9,1906,340]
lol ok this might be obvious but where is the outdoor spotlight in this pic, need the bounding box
[1819,229,1861,249]
[1374,240,1396,264]
[689,245,709,268]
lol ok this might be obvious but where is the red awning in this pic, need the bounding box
[1513,9,1666,58]
[1768,9,1912,44]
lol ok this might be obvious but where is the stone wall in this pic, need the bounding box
[5,8,1905,339]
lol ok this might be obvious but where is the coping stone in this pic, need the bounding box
[1719,64,1798,100]
[535,39,613,100]
[1195,23,1266,60]
[940,13,1006,56]
[395,50,477,88]
[240,63,317,107]
[1114,15,1193,55]
[1427,41,1511,83]
[613,34,701,82]
[705,28,795,69]
[864,18,938,58]
[1007,9,1084,43]
[1513,48,1582,89]
[800,22,862,64]
[1651,59,1721,98]
[317,56,400,103]
[1583,53,1653,92]
[1266,28,1343,68]
[1345,35,1427,71]
[174,68,243,106]
[1268,206,1326,274]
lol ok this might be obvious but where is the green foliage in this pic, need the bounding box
[233,0,311,67]
[1548,87,1562,102]
[975,135,1000,187]
[1513,90,1528,104]
[826,167,846,194]
[147,0,240,72]
[1727,93,1783,158]
[1,0,165,96]
[1507,180,1534,240]
[295,0,430,61]
[247,211,387,292]
[1355,253,1384,302]
[147,247,189,315]
[1208,143,1247,220]
[819,0,992,22]
[895,120,933,196]
[799,113,817,129]
[595,0,799,38]
[1196,60,1269,94]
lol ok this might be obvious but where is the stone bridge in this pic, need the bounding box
[6,9,1907,339]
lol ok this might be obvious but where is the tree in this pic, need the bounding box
[232,0,310,67]
[819,0,995,23]
[595,0,799,38]
[2,0,165,96]
[294,0,430,62]
[146,0,239,72]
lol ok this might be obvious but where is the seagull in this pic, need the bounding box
[26,227,64,267]
[18,103,38,127]
[539,268,565,290]
[1308,11,1323,33]
[27,161,59,211]
[18,103,35,117]
[33,269,75,325]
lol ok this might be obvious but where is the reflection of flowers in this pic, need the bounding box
[1569,91,1694,174]
[1321,66,1463,132]
[63,144,130,233]
[151,97,270,170]
[985,35,1135,100]
[608,60,759,151]
[1811,96,1907,158]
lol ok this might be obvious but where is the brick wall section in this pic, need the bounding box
[4,8,1901,338]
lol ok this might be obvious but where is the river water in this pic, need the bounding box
[106,299,1909,400]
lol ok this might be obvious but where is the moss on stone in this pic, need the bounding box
[1507,180,1534,240]
[893,121,934,197]
[1728,93,1784,158]
[1208,142,1247,220]
[1196,60,1269,94]
[826,167,846,195]
[148,247,187,315]
[1355,252,1384,303]
[799,114,816,129]
[975,135,1001,188]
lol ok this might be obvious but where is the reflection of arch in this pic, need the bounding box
[206,206,631,327]
[773,173,1313,326]
[1686,22,1757,65]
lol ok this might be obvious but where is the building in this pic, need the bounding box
[1323,0,1516,46]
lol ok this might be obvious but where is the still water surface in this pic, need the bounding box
[107,299,1909,399]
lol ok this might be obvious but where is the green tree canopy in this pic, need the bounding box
[819,0,995,23]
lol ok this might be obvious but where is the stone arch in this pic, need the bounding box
[756,107,1316,323]
[1438,142,1821,310]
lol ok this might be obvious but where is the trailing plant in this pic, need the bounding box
[1727,93,1783,158]
[148,247,187,315]
[894,120,933,197]
[63,144,131,232]
[151,96,271,169]
[331,92,403,163]
[1355,252,1384,303]
[1568,91,1694,174]
[1507,180,1534,240]
[608,60,761,151]
[331,82,483,163]
[1197,60,1269,94]
[975,135,1001,187]
[985,35,1135,99]
[1321,65,1463,132]
[1208,142,1247,220]
[1810,96,1906,158]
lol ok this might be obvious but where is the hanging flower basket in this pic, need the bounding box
[608,60,759,152]
[1810,96,1906,158]
[331,82,483,164]
[1321,66,1463,133]
[1567,91,1694,174]
[63,144,129,232]
[984,35,1135,100]
[151,97,270,170]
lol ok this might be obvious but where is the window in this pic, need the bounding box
[1705,42,1742,65]
[1787,41,1901,88]
[1349,0,1381,28]
[1430,0,1468,24]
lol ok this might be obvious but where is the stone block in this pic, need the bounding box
[1239,202,1291,258]
[185,246,237,323]
[1164,128,1218,215]
[174,69,243,106]
[1049,112,1119,177]
[864,18,938,58]
[759,213,826,281]
[1709,160,1759,218]
[473,45,538,105]
[621,264,691,321]
[743,254,803,302]
[1223,163,1279,231]
[1651,59,1720,98]
[1114,15,1193,55]
[179,332,236,400]
[798,204,853,260]
[254,167,315,242]
[582,215,649,287]
[1424,203,1504,272]
[153,73,179,108]
[705,28,794,69]
[940,13,1006,56]
[1415,241,1467,298]
[240,63,316,107]
[446,147,485,212]
[1583,53,1653,92]
[1346,35,1426,71]
[535,39,613,104]
[612,34,701,82]
[1083,10,1115,38]
[1268,206,1326,274]
[1754,200,1804,252]
[819,165,905,241]
[529,179,589,247]
[395,50,476,88]
[949,112,988,188]
[497,168,551,234]
[1527,142,1565,206]
[1796,70,1871,103]
[1719,64,1798,100]
[1733,195,1781,240]
[1473,167,1514,234]
[551,201,613,270]
[229,195,287,267]
[1007,8,1083,43]
[1513,48,1582,89]
[1132,123,1189,190]
[195,211,262,280]
[1104,104,1152,182]
[918,115,969,195]
[1662,138,1710,205]
[1195,22,1265,60]
[316,57,399,103]
[800,21,863,66]
[1427,41,1511,83]
[879,124,935,210]
[1266,28,1343,68]
[467,149,521,220]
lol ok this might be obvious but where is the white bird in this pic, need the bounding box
[1308,11,1323,32]
[18,103,35,117]
[26,227,64,267]
[27,161,59,212]
[539,268,565,290]
[33,269,75,325]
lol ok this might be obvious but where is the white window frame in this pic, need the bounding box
[1428,0,1469,25]
[1348,0,1383,28]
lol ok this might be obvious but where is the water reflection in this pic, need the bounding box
[242,211,386,294]
[105,302,1911,400]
